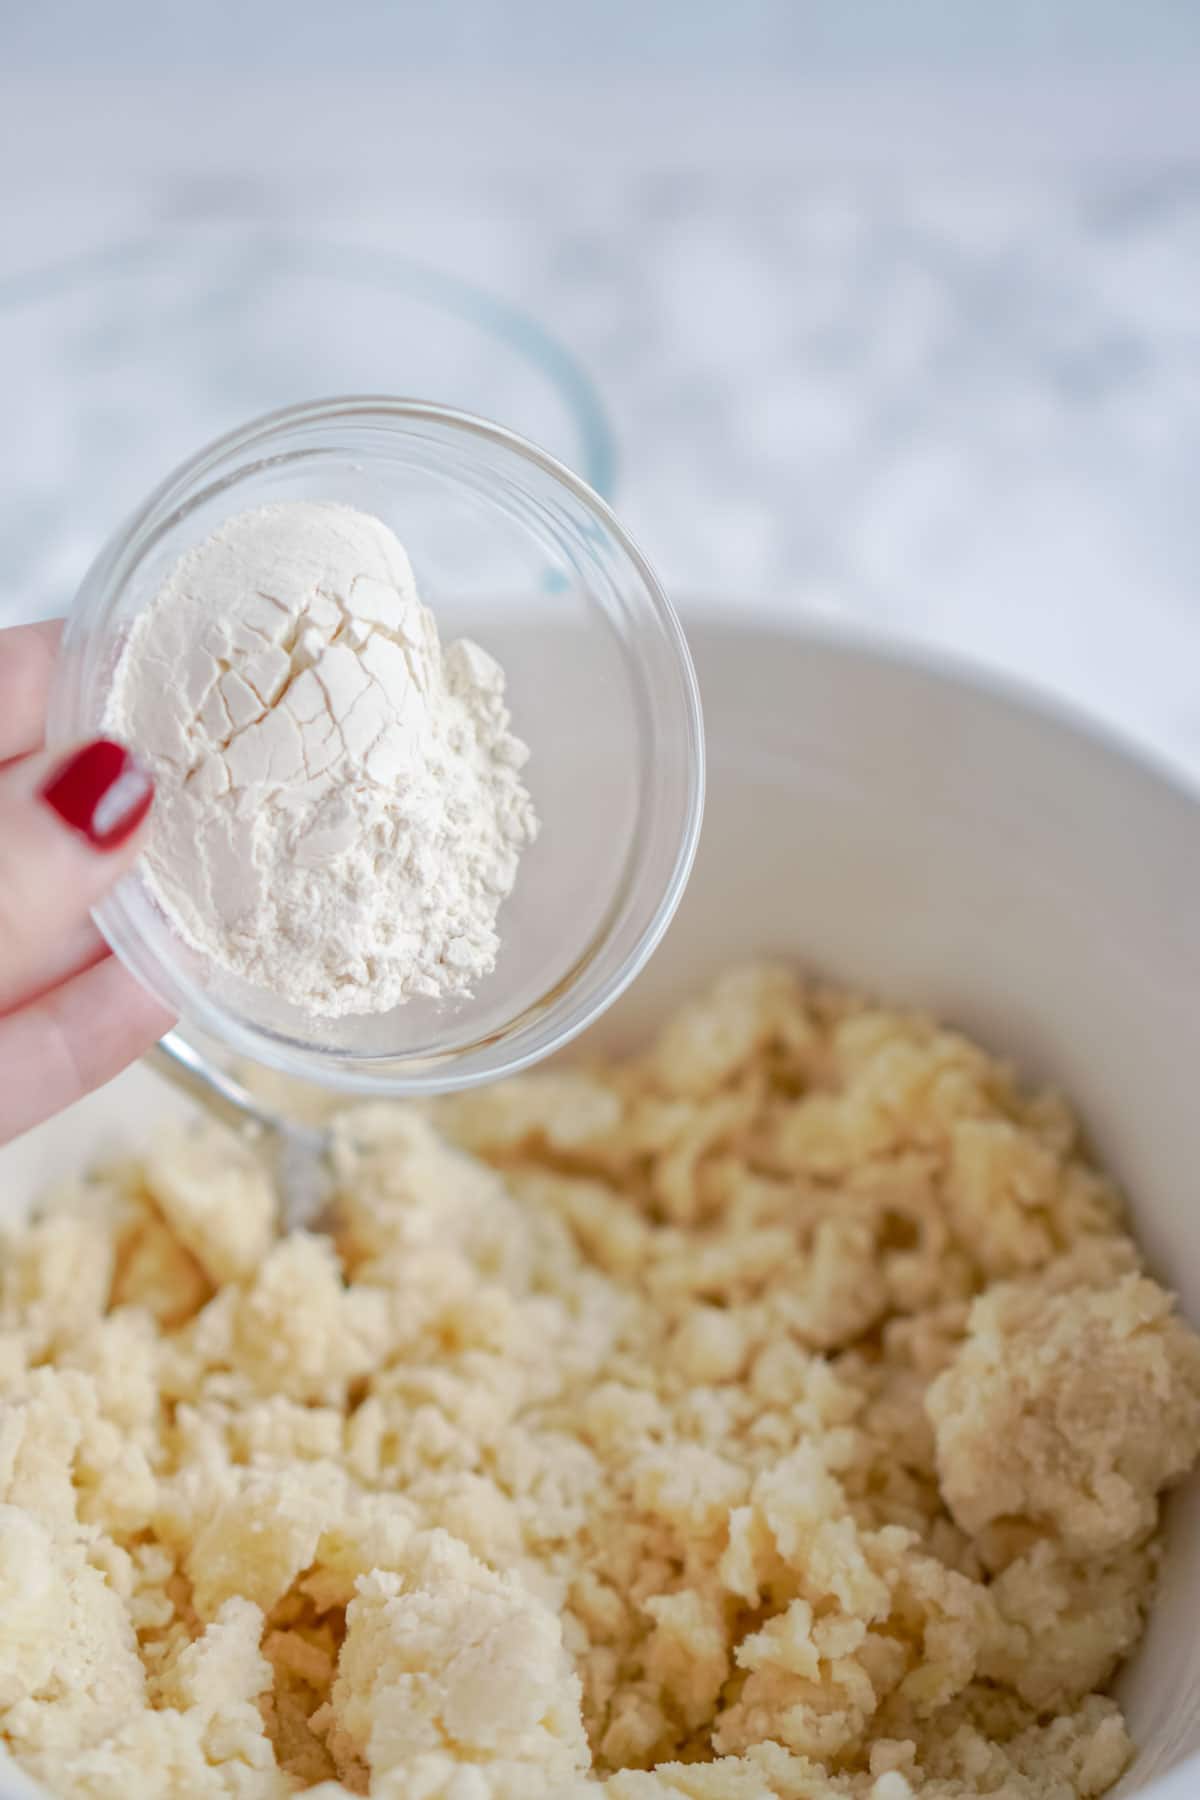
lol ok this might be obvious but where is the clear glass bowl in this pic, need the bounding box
[49,398,704,1095]
[0,224,616,625]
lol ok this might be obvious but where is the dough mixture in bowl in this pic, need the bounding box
[2,965,1199,1799]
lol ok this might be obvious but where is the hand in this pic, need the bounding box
[0,622,175,1144]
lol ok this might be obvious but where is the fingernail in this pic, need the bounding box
[40,739,154,850]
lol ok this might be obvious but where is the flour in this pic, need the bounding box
[104,501,538,1017]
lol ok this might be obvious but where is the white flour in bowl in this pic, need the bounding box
[104,501,538,1017]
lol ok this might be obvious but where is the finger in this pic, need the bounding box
[0,955,175,1146]
[0,917,109,1017]
[0,738,155,1013]
[0,621,63,763]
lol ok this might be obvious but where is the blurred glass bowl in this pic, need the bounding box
[0,224,616,624]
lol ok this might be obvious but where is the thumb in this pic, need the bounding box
[0,738,154,1012]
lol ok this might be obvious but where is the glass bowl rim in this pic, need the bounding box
[0,228,619,501]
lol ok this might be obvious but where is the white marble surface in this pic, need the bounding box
[2,71,1200,778]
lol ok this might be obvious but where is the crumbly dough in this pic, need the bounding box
[3,965,1200,1800]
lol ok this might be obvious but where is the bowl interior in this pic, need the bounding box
[10,619,1200,1798]
[583,621,1200,1800]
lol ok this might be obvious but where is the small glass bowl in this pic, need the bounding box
[49,397,704,1095]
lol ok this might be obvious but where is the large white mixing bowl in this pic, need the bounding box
[4,620,1198,1799]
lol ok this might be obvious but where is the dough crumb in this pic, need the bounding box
[3,964,1199,1798]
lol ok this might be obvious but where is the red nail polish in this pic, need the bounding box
[40,739,154,850]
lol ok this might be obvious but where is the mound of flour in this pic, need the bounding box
[105,501,538,1017]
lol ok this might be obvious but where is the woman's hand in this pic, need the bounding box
[0,622,174,1144]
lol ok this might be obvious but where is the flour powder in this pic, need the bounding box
[105,501,538,1017]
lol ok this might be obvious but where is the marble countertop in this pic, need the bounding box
[2,72,1200,778]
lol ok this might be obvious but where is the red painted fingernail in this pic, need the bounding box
[40,739,154,851]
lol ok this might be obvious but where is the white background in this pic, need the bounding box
[3,2,1200,773]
